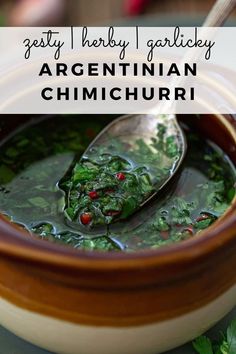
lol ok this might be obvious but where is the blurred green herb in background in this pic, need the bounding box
[193,319,236,354]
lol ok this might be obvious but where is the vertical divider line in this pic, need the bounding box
[136,26,139,50]
[71,26,74,50]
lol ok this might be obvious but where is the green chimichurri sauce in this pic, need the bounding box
[0,116,235,251]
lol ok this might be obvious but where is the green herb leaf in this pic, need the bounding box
[227,188,236,202]
[72,164,98,183]
[192,336,213,354]
[220,340,229,354]
[152,216,169,231]
[121,196,138,218]
[227,319,236,354]
[195,218,213,230]
[192,319,236,354]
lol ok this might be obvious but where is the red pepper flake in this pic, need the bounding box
[105,210,121,217]
[116,172,126,181]
[196,214,210,222]
[160,231,169,240]
[80,212,92,225]
[183,226,194,235]
[88,191,99,200]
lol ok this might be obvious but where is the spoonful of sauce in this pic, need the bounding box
[60,114,185,228]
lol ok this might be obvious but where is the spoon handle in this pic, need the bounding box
[203,0,236,27]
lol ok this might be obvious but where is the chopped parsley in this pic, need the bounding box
[0,116,235,251]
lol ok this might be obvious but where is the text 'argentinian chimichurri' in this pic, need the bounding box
[0,115,235,251]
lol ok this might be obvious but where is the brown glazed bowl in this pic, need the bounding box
[0,114,235,354]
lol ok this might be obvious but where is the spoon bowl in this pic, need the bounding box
[59,114,186,237]
[83,113,186,209]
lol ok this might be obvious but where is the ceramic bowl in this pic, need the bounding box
[0,114,235,354]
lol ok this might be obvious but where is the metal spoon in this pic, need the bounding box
[80,0,236,220]
[202,0,236,26]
